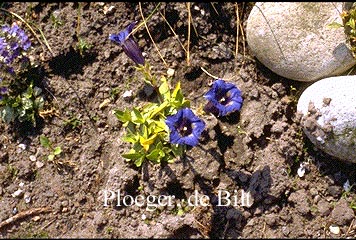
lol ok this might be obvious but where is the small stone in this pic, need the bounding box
[282,226,290,236]
[12,189,24,198]
[36,161,44,169]
[167,68,175,77]
[17,143,26,153]
[19,182,24,188]
[12,207,18,215]
[32,216,41,222]
[24,192,31,203]
[103,5,115,15]
[18,144,26,151]
[297,162,307,178]
[141,214,146,220]
[29,155,36,162]
[122,90,133,100]
[329,224,340,235]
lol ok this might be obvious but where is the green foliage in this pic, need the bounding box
[328,3,356,56]
[40,135,62,161]
[76,37,92,56]
[0,81,44,125]
[114,75,190,167]
[50,11,63,28]
[64,116,82,130]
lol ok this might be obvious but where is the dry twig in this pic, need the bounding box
[0,207,52,229]
[186,2,191,66]
[138,2,168,67]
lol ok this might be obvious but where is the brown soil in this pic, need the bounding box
[0,2,355,238]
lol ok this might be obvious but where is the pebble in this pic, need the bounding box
[29,155,37,162]
[24,192,31,203]
[36,161,44,169]
[297,76,356,163]
[329,224,340,235]
[11,189,24,198]
[167,68,175,77]
[122,90,133,100]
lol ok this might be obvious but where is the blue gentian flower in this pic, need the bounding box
[109,21,145,65]
[204,79,243,117]
[165,108,206,147]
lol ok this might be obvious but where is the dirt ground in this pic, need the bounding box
[0,2,355,238]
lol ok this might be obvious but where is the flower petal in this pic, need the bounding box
[203,79,243,116]
[165,108,205,147]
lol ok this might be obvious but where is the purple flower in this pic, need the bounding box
[109,21,145,65]
[204,79,243,117]
[165,108,206,147]
[1,24,31,51]
[0,24,31,66]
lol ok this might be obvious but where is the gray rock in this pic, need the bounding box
[246,2,356,81]
[297,76,356,163]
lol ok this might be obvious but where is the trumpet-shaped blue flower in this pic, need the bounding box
[165,108,206,147]
[109,21,145,65]
[204,79,243,117]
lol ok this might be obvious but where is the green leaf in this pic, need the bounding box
[159,77,170,100]
[53,146,62,155]
[122,152,144,160]
[327,22,343,28]
[149,101,168,119]
[350,18,356,29]
[122,133,139,143]
[134,155,145,167]
[22,85,33,99]
[146,148,161,161]
[40,135,51,148]
[152,119,167,134]
[131,108,145,124]
[114,109,131,122]
[171,144,184,157]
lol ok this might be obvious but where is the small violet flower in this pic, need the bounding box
[165,108,206,147]
[109,21,145,66]
[0,23,31,66]
[204,79,243,117]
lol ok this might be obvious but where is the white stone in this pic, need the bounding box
[167,68,175,77]
[297,75,356,163]
[246,2,356,82]
[12,189,23,198]
[122,90,133,99]
[36,161,44,168]
[29,155,37,162]
[329,224,340,235]
[297,163,306,178]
